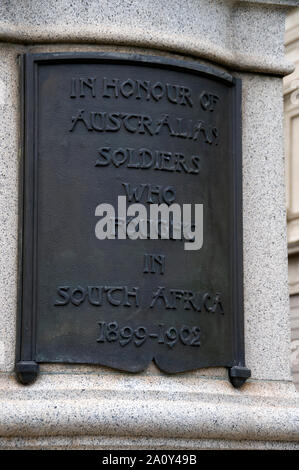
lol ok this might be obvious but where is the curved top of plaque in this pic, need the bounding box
[22,51,235,84]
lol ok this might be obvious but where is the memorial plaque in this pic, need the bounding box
[16,53,250,387]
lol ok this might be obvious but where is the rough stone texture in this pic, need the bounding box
[0,0,295,76]
[0,0,297,450]
[232,3,286,67]
[1,436,299,450]
[0,44,25,372]
[0,372,298,449]
[241,74,292,381]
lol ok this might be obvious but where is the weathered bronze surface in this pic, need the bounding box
[16,53,250,386]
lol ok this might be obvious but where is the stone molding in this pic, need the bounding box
[0,373,298,449]
[0,374,299,448]
[0,0,296,76]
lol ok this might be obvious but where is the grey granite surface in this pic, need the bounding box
[0,0,297,450]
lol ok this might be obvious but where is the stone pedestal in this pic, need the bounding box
[0,0,298,449]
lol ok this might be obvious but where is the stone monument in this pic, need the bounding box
[0,0,298,450]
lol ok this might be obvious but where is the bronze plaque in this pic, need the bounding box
[16,53,250,387]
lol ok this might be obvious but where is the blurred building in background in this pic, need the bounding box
[284,7,299,391]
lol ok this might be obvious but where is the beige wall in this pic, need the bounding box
[284,7,299,391]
